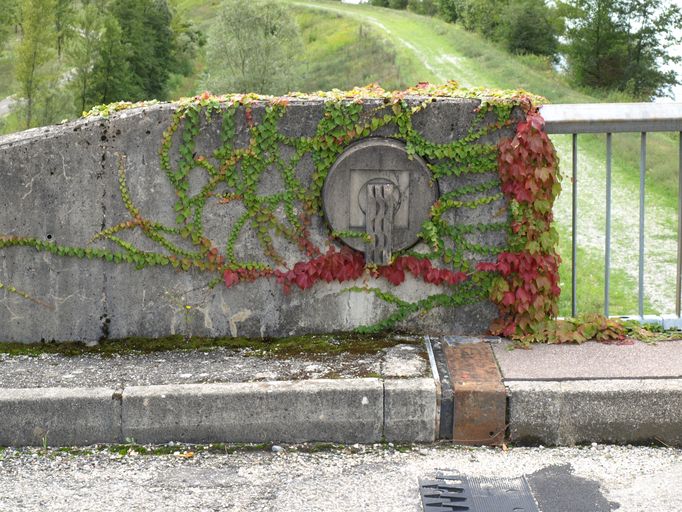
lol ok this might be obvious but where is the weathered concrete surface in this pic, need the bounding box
[507,379,682,446]
[0,99,514,342]
[122,379,385,444]
[0,343,428,389]
[494,339,682,380]
[0,387,122,446]
[383,378,436,442]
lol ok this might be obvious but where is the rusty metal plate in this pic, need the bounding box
[444,342,506,445]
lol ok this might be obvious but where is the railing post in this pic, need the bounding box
[639,132,646,318]
[572,133,578,318]
[605,133,612,317]
[677,131,682,318]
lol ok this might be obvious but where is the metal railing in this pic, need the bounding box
[540,102,682,324]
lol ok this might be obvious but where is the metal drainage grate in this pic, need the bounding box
[420,474,471,511]
[419,473,539,512]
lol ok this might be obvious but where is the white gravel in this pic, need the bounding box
[0,444,679,511]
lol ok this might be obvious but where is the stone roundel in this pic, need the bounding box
[322,138,438,252]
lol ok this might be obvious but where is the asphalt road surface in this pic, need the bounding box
[1,443,680,511]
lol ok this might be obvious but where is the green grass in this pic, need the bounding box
[291,8,406,92]
[556,224,656,315]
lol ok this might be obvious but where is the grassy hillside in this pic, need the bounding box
[168,2,407,98]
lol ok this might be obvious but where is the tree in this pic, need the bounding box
[562,0,682,99]
[87,13,134,105]
[54,0,75,58]
[15,0,56,128]
[407,0,438,15]
[437,0,460,22]
[169,13,206,77]
[0,0,20,50]
[452,0,507,39]
[67,2,102,113]
[109,0,175,100]
[204,0,302,95]
[562,0,629,90]
[620,0,682,99]
[499,0,560,60]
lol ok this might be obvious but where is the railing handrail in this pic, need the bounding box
[540,102,682,134]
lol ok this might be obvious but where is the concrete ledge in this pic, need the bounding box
[0,387,122,446]
[0,98,508,342]
[121,379,385,445]
[507,379,682,446]
[383,378,436,443]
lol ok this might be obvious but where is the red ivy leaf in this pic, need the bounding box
[223,270,239,288]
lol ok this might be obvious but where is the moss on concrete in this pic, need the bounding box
[0,333,416,358]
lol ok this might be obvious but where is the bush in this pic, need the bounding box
[407,0,438,15]
[458,0,504,39]
[437,0,460,22]
[204,0,302,95]
[498,0,560,60]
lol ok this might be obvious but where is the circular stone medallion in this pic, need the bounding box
[322,138,438,252]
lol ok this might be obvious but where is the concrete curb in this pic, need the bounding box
[3,342,682,448]
[0,387,122,447]
[507,379,682,447]
[429,338,682,447]
[0,378,437,447]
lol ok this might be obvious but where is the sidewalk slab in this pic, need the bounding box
[122,379,385,445]
[508,379,682,446]
[0,387,122,447]
[493,339,682,380]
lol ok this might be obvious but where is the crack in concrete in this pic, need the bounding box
[21,169,43,200]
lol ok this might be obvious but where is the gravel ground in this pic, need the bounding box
[0,344,428,388]
[0,444,679,511]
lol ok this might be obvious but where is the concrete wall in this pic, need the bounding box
[0,98,515,342]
